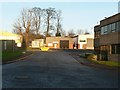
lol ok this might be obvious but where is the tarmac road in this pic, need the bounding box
[2,50,119,88]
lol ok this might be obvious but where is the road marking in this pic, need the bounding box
[15,75,30,79]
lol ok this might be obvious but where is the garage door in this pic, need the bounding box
[60,40,69,49]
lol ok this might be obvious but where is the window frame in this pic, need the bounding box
[111,44,120,54]
[111,23,116,32]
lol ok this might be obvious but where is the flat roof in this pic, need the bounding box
[100,13,120,22]
[0,31,19,37]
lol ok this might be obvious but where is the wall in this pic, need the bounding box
[78,34,94,49]
[1,40,16,52]
[95,13,120,61]
[46,37,73,49]
[100,13,119,26]
[108,54,120,62]
[31,39,44,48]
[87,38,94,49]
[100,32,120,45]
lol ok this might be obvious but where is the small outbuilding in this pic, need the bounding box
[73,34,94,49]
[31,39,44,48]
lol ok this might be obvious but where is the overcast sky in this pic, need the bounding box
[0,1,119,34]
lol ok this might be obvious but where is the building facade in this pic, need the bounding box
[1,40,16,51]
[46,37,73,49]
[94,25,101,60]
[94,13,120,61]
[0,31,23,47]
[31,39,44,48]
[73,34,94,49]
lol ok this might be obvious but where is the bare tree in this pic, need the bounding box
[31,7,43,35]
[61,29,66,37]
[84,29,90,34]
[13,9,33,47]
[22,9,33,47]
[77,29,84,35]
[13,19,23,35]
[68,29,75,37]
[13,7,62,47]
[56,10,62,36]
[44,7,56,37]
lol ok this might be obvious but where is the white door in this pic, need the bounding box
[54,43,57,48]
[80,44,83,49]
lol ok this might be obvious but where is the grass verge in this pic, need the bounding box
[2,50,25,63]
[84,53,120,67]
[89,60,120,67]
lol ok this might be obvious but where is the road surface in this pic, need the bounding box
[2,50,119,88]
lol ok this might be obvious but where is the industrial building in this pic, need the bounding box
[94,13,120,61]
[73,34,94,49]
[31,39,44,48]
[0,31,22,47]
[46,37,73,49]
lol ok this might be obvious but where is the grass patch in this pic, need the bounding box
[2,50,25,63]
[90,60,120,67]
[85,53,120,67]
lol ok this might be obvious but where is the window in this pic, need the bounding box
[116,22,119,31]
[104,26,108,34]
[111,23,116,32]
[107,24,112,33]
[95,30,100,38]
[101,26,108,35]
[80,40,86,42]
[101,27,104,35]
[101,22,118,35]
[116,21,120,32]
[111,44,120,54]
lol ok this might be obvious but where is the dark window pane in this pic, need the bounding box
[80,40,86,42]
[111,23,116,32]
[116,44,120,54]
[111,45,115,54]
[111,44,120,54]
[108,24,112,33]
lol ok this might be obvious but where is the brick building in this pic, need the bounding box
[46,37,73,49]
[94,13,120,61]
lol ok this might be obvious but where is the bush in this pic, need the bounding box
[85,53,93,58]
[87,54,97,61]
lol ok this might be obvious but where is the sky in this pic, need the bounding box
[0,0,119,35]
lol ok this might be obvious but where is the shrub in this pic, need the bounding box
[85,53,93,58]
[87,54,97,61]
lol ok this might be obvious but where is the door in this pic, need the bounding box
[60,40,69,49]
[53,43,57,48]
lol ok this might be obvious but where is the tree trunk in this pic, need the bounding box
[25,32,29,48]
[25,24,30,48]
[46,16,50,37]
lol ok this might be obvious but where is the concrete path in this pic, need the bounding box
[2,50,119,88]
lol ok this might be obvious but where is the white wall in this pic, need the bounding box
[77,34,94,49]
[78,34,94,44]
